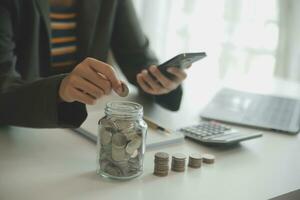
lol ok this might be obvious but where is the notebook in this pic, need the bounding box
[73,111,184,150]
[200,88,300,134]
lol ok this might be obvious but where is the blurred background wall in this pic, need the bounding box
[132,0,300,83]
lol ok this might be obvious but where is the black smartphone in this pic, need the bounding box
[157,52,206,79]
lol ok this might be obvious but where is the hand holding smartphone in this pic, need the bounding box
[157,52,206,79]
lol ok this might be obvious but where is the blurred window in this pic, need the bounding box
[132,0,279,80]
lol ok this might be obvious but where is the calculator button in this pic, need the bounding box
[201,135,218,140]
[201,131,231,140]
[212,133,243,141]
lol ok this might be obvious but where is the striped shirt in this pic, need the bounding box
[50,6,78,68]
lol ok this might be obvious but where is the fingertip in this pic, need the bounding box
[115,84,123,95]
[118,88,123,95]
[136,75,142,84]
[111,79,121,90]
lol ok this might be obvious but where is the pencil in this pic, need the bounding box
[143,118,171,134]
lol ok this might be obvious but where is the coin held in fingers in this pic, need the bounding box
[118,81,129,97]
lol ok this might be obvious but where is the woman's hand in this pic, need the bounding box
[59,57,123,105]
[136,65,187,95]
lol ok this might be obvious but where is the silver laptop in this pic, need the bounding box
[200,88,300,134]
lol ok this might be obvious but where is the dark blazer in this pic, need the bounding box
[0,0,183,128]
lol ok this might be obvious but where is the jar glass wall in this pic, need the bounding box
[97,101,147,180]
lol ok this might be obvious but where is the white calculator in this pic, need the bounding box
[180,121,262,145]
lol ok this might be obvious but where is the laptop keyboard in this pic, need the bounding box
[200,88,300,133]
[244,96,296,128]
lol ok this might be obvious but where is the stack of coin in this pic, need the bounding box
[153,152,169,177]
[188,153,202,168]
[171,153,186,172]
[202,154,215,164]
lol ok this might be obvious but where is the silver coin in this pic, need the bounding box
[100,118,118,131]
[155,152,169,160]
[128,156,142,170]
[172,153,186,160]
[114,119,135,130]
[202,154,215,163]
[112,148,127,161]
[202,154,215,160]
[189,153,202,160]
[130,150,138,158]
[104,164,122,176]
[118,82,129,97]
[112,133,127,148]
[125,135,142,155]
[100,129,112,145]
[124,130,137,140]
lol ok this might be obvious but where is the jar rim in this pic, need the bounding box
[105,101,143,118]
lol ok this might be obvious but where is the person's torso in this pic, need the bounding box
[49,3,78,70]
[10,0,118,80]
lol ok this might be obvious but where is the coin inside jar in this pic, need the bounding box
[125,135,142,155]
[114,119,135,133]
[100,118,118,131]
[97,101,146,179]
[112,148,127,161]
[100,129,112,145]
[130,149,139,158]
[112,133,127,148]
[124,130,137,141]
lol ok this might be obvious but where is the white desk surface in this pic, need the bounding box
[1,76,300,200]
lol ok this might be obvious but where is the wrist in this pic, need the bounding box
[57,74,68,103]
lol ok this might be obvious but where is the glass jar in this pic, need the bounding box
[97,101,147,180]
